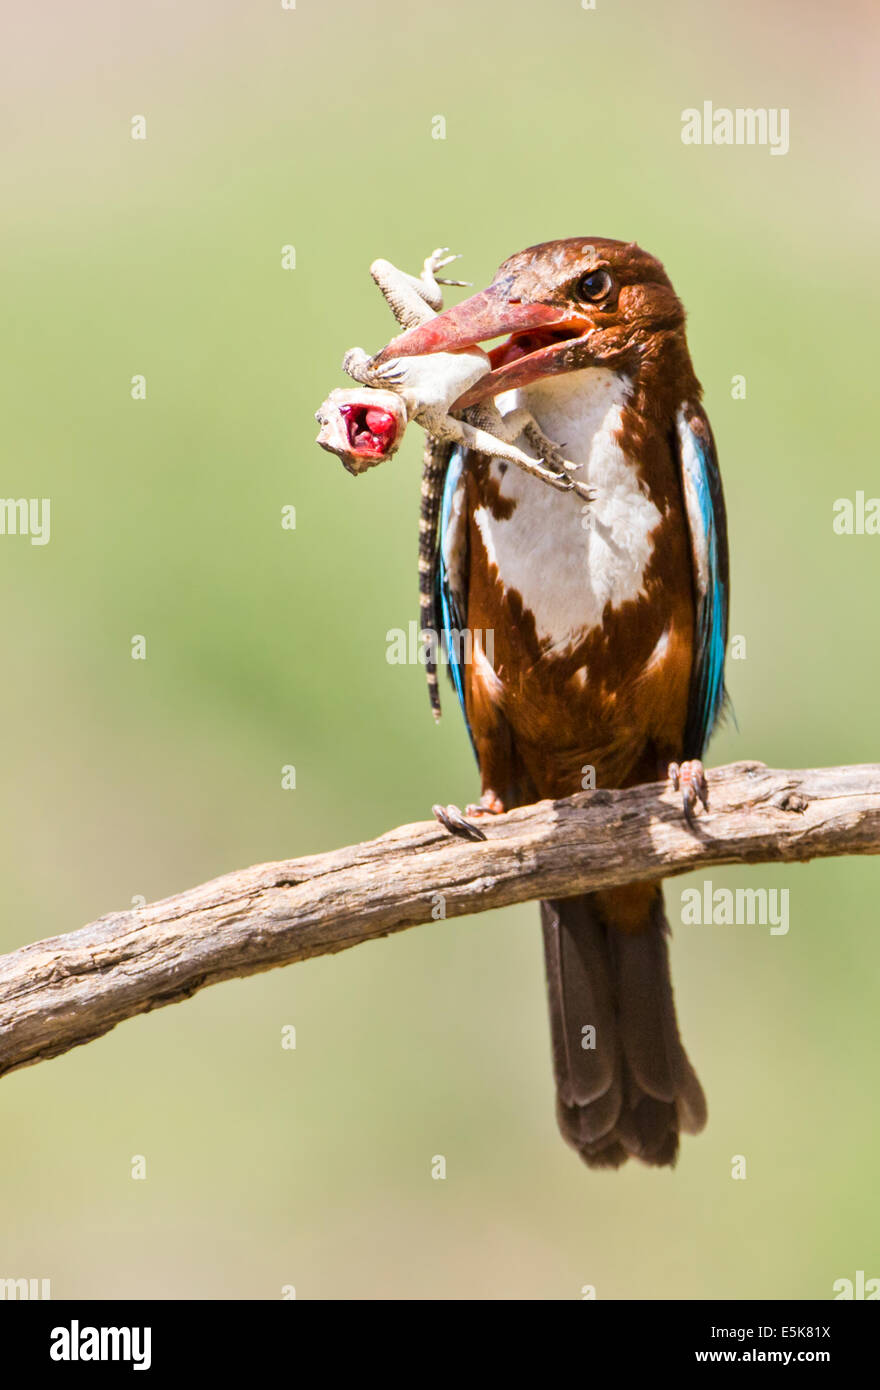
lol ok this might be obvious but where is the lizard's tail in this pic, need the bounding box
[419,437,450,722]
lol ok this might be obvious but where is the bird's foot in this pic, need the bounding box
[432,804,487,841]
[668,759,709,823]
[432,792,504,842]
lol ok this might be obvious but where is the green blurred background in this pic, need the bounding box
[1,0,878,1299]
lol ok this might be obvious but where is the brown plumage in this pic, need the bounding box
[407,238,728,1167]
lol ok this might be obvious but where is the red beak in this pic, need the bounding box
[372,284,595,406]
[374,288,570,359]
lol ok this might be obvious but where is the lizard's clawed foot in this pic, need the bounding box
[522,425,569,472]
[342,346,374,384]
[531,463,591,498]
[520,423,595,503]
[423,247,470,288]
[364,356,407,386]
[432,803,487,842]
[522,424,577,474]
[668,759,709,823]
[552,472,597,503]
[544,461,595,504]
[570,479,597,503]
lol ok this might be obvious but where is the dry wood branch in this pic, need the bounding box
[1,761,879,1081]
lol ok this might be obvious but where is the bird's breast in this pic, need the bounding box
[474,368,664,649]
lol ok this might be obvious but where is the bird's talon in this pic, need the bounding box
[432,803,487,841]
[668,760,708,820]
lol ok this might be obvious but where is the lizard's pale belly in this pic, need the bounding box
[474,368,664,649]
[383,346,490,413]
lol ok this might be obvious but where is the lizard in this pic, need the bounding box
[315,249,594,717]
[336,249,590,498]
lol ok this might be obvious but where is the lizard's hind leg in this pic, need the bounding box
[369,249,467,328]
[467,404,596,502]
[455,415,594,501]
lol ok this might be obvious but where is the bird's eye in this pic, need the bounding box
[577,269,612,302]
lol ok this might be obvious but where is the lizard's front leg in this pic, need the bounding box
[340,346,379,387]
[341,347,419,404]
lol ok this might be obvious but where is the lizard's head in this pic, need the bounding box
[375,238,685,407]
[315,388,404,473]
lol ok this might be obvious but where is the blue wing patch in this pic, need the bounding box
[676,405,730,759]
[436,445,476,753]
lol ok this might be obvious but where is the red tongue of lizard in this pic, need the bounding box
[340,404,398,455]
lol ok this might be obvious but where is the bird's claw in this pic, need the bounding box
[668,760,709,823]
[432,803,487,841]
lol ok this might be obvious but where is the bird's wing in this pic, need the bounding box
[435,443,476,750]
[675,403,730,758]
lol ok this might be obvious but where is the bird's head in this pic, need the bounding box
[373,237,687,408]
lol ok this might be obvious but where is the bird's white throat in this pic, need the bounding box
[476,367,662,649]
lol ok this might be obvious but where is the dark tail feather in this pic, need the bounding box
[541,890,706,1169]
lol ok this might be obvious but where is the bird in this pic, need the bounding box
[379,237,729,1168]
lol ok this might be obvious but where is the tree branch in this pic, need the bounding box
[2,760,878,1080]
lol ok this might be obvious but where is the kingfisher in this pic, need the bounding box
[378,237,729,1168]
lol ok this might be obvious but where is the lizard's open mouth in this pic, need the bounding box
[339,402,399,458]
[315,388,406,474]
